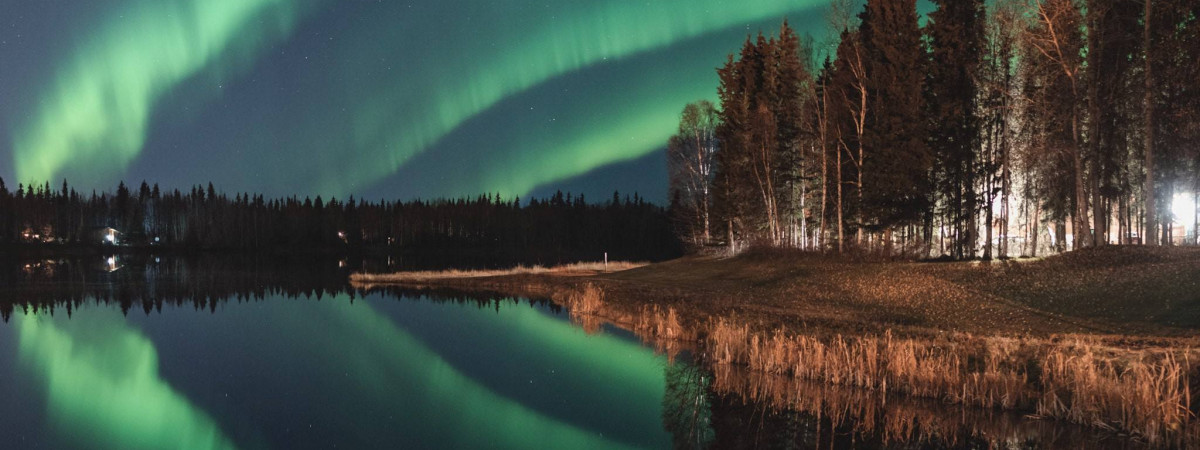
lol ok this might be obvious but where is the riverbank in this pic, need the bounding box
[350,246,1200,445]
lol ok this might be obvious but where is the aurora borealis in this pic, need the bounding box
[1,0,826,201]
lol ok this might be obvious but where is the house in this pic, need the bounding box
[87,227,121,245]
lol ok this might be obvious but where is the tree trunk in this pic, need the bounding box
[984,192,994,260]
[837,144,844,254]
[856,141,864,248]
[1144,0,1158,246]
[939,212,946,257]
[800,177,807,250]
[1000,145,1010,257]
[819,89,829,251]
[728,218,735,254]
[1071,108,1092,250]
[819,139,828,251]
[1185,192,1195,244]
[1056,219,1067,253]
[1089,79,1107,246]
[1030,203,1041,257]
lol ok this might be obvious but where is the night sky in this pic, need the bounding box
[1,0,837,203]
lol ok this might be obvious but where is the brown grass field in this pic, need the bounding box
[351,245,1200,445]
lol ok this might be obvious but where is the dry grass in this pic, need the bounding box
[561,282,606,334]
[350,261,646,283]
[632,304,695,361]
[708,364,1111,448]
[703,318,1199,445]
[553,282,696,359]
[1038,341,1195,440]
[597,246,1200,337]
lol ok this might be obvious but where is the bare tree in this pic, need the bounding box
[667,101,720,247]
[981,0,1023,258]
[1023,0,1093,249]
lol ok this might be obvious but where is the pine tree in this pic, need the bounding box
[927,0,985,258]
[859,0,931,241]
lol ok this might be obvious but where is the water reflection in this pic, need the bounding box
[699,364,1147,449]
[254,295,644,449]
[14,311,236,450]
[0,254,355,321]
[2,256,670,448]
[0,256,1156,449]
[662,361,715,449]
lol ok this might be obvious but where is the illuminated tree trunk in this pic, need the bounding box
[819,99,829,250]
[1193,192,1198,245]
[1143,0,1158,246]
[837,141,845,254]
[1071,109,1091,249]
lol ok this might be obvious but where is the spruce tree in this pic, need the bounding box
[859,0,931,235]
[927,0,985,258]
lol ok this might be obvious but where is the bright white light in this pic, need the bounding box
[105,233,115,243]
[1172,192,1196,224]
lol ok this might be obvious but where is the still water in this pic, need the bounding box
[0,255,1149,449]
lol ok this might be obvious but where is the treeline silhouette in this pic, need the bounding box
[0,254,571,322]
[0,254,352,321]
[0,179,680,262]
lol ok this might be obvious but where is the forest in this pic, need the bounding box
[667,0,1200,258]
[0,178,679,262]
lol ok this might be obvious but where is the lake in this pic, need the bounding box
[0,255,1148,449]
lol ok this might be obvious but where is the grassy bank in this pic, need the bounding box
[350,261,646,284]
[351,246,1200,445]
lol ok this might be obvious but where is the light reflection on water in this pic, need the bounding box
[0,256,1154,449]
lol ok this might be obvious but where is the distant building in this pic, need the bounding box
[87,227,121,245]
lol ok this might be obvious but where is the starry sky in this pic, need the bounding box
[1,0,836,203]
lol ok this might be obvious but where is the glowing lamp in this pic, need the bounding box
[1172,193,1196,224]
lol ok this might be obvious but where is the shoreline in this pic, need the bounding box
[351,246,1200,445]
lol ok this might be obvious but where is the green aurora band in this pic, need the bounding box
[474,74,716,197]
[12,0,311,186]
[10,0,826,198]
[338,0,825,195]
[14,311,237,450]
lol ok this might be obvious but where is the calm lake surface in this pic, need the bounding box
[0,255,1149,449]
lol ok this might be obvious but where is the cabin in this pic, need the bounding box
[87,227,122,245]
[19,227,52,243]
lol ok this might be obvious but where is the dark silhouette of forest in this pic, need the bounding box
[0,178,680,262]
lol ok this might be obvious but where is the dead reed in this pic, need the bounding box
[1038,342,1194,440]
[632,304,695,361]
[703,318,1199,444]
[709,364,1088,448]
